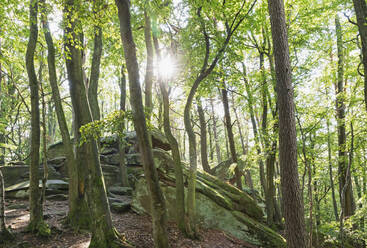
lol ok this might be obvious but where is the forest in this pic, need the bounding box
[0,0,367,247]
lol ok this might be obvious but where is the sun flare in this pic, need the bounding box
[157,56,176,79]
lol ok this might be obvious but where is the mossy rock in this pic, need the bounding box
[132,178,285,247]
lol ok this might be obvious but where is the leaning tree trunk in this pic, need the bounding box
[221,82,242,189]
[268,0,306,247]
[26,0,49,236]
[154,35,187,235]
[352,0,367,111]
[335,16,355,218]
[64,1,130,247]
[197,99,211,174]
[41,0,88,229]
[115,0,169,247]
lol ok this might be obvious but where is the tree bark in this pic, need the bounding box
[268,0,306,247]
[221,82,242,189]
[26,0,49,235]
[115,1,169,246]
[335,16,355,218]
[352,0,367,111]
[88,13,102,121]
[197,99,211,174]
[327,115,339,221]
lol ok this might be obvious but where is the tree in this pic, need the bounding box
[335,15,355,218]
[40,0,85,228]
[352,0,367,111]
[64,0,129,246]
[267,0,306,247]
[115,0,169,246]
[26,0,50,236]
[197,99,211,174]
[0,170,13,242]
[221,81,242,189]
[88,0,103,121]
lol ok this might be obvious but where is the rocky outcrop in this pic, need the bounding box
[2,130,285,247]
[132,151,285,247]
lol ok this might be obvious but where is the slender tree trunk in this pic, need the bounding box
[243,65,267,195]
[210,98,221,163]
[116,1,169,246]
[0,35,4,165]
[41,0,88,229]
[64,1,129,247]
[268,0,306,247]
[221,82,242,189]
[335,16,355,218]
[352,0,367,111]
[144,10,154,121]
[197,99,211,174]
[155,37,187,234]
[118,66,129,187]
[327,116,339,221]
[26,0,49,235]
[88,6,102,121]
[39,64,48,211]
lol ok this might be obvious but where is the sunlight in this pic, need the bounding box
[157,55,176,79]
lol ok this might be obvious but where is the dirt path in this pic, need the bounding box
[2,199,251,248]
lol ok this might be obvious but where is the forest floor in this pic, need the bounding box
[2,199,251,248]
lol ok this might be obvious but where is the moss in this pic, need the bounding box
[232,211,285,248]
[27,220,51,237]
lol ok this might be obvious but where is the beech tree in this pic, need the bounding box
[267,0,306,247]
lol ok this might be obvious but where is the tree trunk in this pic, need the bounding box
[335,16,355,218]
[221,82,242,189]
[268,0,306,247]
[39,63,48,212]
[210,98,221,163]
[144,10,154,121]
[0,35,4,165]
[118,65,129,187]
[0,170,13,242]
[115,0,169,246]
[352,0,367,111]
[243,65,267,195]
[327,116,339,221]
[197,99,211,174]
[88,16,102,121]
[155,36,187,234]
[26,0,49,235]
[64,1,129,247]
[41,0,88,229]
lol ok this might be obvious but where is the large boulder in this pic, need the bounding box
[0,164,63,187]
[5,179,69,199]
[132,161,285,247]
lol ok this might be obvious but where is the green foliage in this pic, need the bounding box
[79,110,132,145]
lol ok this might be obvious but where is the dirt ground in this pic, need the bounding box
[2,199,253,248]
